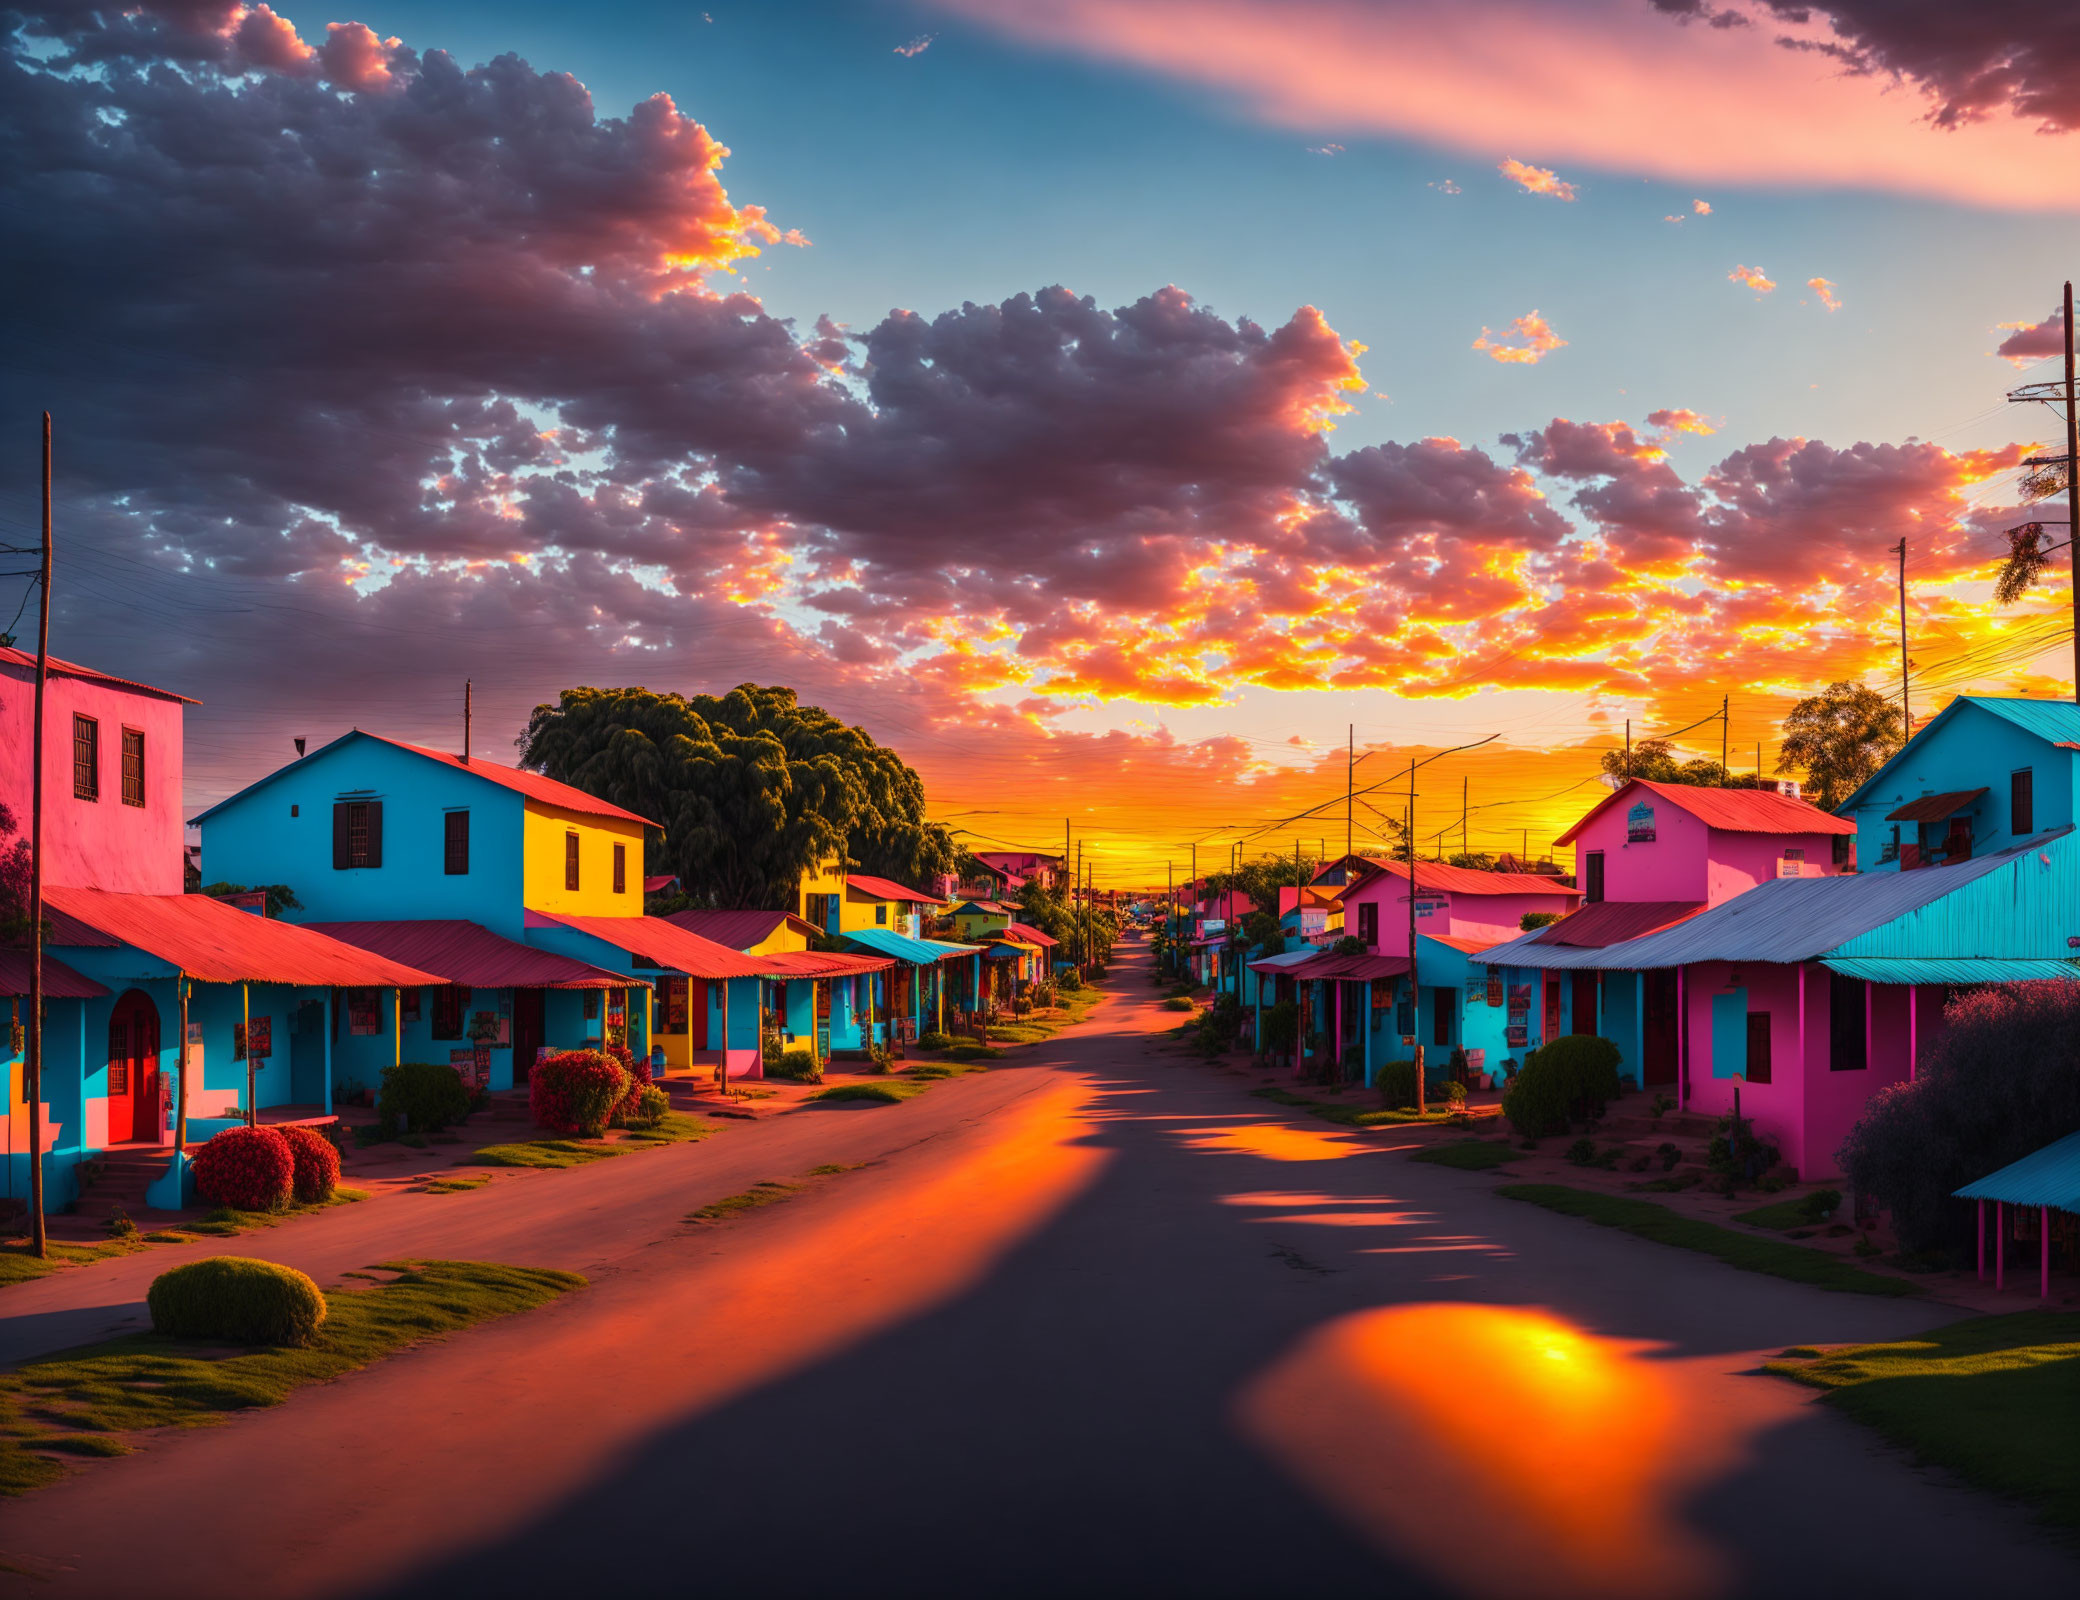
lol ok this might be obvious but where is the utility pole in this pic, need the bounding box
[2066,280,2079,703]
[1406,758,1423,1115]
[1891,537,1910,732]
[1461,775,1468,861]
[462,679,472,763]
[1624,718,1631,777]
[27,414,53,1257]
[1720,695,1729,783]
[1345,724,1354,860]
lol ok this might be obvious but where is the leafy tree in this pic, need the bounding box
[0,801,29,928]
[1447,851,1495,871]
[517,684,955,909]
[1775,681,1903,811]
[199,882,302,918]
[1600,737,1778,792]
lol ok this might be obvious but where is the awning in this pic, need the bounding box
[759,950,896,978]
[1955,1129,2080,1210]
[1001,920,1059,948]
[0,949,110,999]
[1283,951,1412,980]
[1885,788,1987,823]
[526,910,769,980]
[1823,957,2080,987]
[845,873,943,905]
[1247,949,1318,973]
[43,887,443,988]
[303,921,638,991]
[662,908,820,950]
[840,928,976,965]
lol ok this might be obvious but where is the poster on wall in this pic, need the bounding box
[1486,974,1504,1008]
[1413,898,1447,919]
[348,988,383,1035]
[1505,1026,1529,1047]
[448,1047,480,1091]
[234,1016,272,1062]
[663,977,687,1032]
[605,995,627,1050]
[401,987,422,1023]
[1627,802,1656,843]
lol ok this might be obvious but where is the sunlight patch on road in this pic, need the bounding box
[1219,1191,1402,1208]
[1252,1211,1424,1227]
[1240,1303,1732,1600]
[1174,1122,1371,1162]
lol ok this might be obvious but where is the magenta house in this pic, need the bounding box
[1336,858,1581,955]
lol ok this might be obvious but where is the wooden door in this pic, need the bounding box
[1571,971,1598,1037]
[107,988,159,1143]
[512,988,546,1084]
[1745,1011,1773,1084]
[690,980,710,1051]
[1641,969,1679,1085]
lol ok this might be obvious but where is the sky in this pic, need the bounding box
[2,0,2077,884]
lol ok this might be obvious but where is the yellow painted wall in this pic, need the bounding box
[521,801,647,917]
[745,923,811,956]
[952,907,1011,939]
[795,854,845,923]
[839,882,911,933]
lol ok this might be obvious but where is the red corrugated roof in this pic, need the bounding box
[845,874,943,904]
[0,949,110,999]
[1885,788,1989,824]
[1279,951,1412,980]
[302,921,637,990]
[760,950,896,977]
[1426,933,1505,955]
[1530,900,1707,948]
[1002,920,1059,948]
[525,910,768,979]
[1554,778,1855,847]
[43,888,443,987]
[662,909,820,949]
[0,645,197,704]
[358,734,657,827]
[1352,859,1583,899]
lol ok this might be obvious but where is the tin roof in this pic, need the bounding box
[1885,788,1988,823]
[1278,951,1412,980]
[1002,920,1058,947]
[846,874,944,905]
[1351,858,1582,899]
[43,887,443,987]
[661,909,820,950]
[759,950,896,977]
[302,921,634,990]
[1425,933,1507,955]
[0,949,109,999]
[524,910,768,980]
[839,927,975,965]
[1530,900,1707,947]
[1825,957,2080,986]
[1954,1128,2080,1210]
[0,645,198,705]
[1839,696,2080,814]
[1555,778,1854,847]
[1247,949,1319,972]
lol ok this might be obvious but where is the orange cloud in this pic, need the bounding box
[1473,312,1568,365]
[1692,198,1712,214]
[1498,158,1577,200]
[1729,263,1776,293]
[1808,276,1842,311]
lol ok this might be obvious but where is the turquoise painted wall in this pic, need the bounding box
[1710,988,1749,1078]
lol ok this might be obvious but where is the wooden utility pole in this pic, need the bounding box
[1891,537,1910,731]
[1406,758,1423,1115]
[463,679,472,763]
[2066,281,2079,703]
[26,414,52,1257]
[1720,695,1729,781]
[1345,724,1354,860]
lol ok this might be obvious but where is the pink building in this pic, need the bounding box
[1338,858,1581,955]
[0,647,192,894]
[1553,780,1855,908]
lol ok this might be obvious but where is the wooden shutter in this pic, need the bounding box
[2012,769,2034,837]
[121,727,146,807]
[364,800,383,867]
[565,832,580,891]
[444,810,469,875]
[1585,852,1605,904]
[72,715,98,800]
[333,802,351,869]
[613,842,626,895]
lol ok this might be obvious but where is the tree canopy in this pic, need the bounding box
[517,684,956,909]
[1598,738,1774,790]
[1775,682,1903,811]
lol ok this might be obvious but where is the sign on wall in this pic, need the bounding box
[348,988,383,1035]
[1626,802,1656,843]
[233,1016,271,1061]
[1414,898,1447,919]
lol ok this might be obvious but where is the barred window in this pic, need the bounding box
[120,727,145,808]
[72,715,99,801]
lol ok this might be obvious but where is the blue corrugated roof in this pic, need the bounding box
[840,928,974,965]
[1837,696,2080,814]
[1955,1129,2080,1210]
[1825,957,2080,986]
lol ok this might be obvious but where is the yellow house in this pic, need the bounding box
[521,799,648,919]
[950,899,1016,939]
[840,873,942,936]
[659,910,819,957]
[796,852,847,933]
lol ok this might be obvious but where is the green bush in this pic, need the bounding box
[622,1085,670,1128]
[1375,1060,1420,1108]
[1258,998,1299,1056]
[147,1256,327,1346]
[1565,1137,1598,1166]
[1800,1187,1842,1221]
[769,1048,821,1083]
[917,1031,954,1051]
[1057,968,1083,993]
[1503,1035,1623,1137]
[378,1061,472,1136]
[1162,995,1195,1012]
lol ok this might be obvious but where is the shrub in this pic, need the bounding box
[1444,1080,1469,1112]
[918,1031,954,1051]
[1058,968,1083,993]
[1520,911,1562,932]
[105,1206,138,1239]
[1799,1187,1842,1222]
[148,1256,326,1346]
[1502,1035,1623,1137]
[1839,982,2080,1255]
[1375,1060,1420,1109]
[275,1123,341,1204]
[767,1048,821,1083]
[1656,1141,1682,1172]
[622,1084,670,1129]
[1565,1137,1598,1166]
[378,1061,472,1136]
[866,1044,894,1075]
[1162,996,1195,1012]
[191,1126,295,1212]
[604,1042,652,1121]
[1259,998,1299,1057]
[530,1049,631,1138]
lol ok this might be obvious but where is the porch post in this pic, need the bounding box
[174,974,190,1156]
[2042,1206,2051,1302]
[1908,985,1919,1081]
[1676,966,1687,1109]
[1977,1198,1985,1280]
[242,982,253,1128]
[1996,1201,2005,1290]
[1864,980,1873,1079]
[1334,980,1344,1085]
[322,987,334,1116]
[1797,964,1807,1080]
[1363,980,1374,1088]
[720,979,731,1092]
[393,988,401,1072]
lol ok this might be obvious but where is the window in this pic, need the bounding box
[444,810,469,876]
[565,831,580,891]
[875,903,888,925]
[613,842,626,895]
[331,799,383,868]
[71,715,98,800]
[1357,902,1379,945]
[2012,768,2034,837]
[290,804,299,818]
[431,985,468,1040]
[1432,990,1451,1047]
[1828,969,1867,1071]
[1745,1012,1773,1083]
[1585,851,1605,904]
[1832,832,1851,867]
[120,727,145,808]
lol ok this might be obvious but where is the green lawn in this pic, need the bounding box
[1410,1139,1523,1171]
[0,1259,583,1496]
[1496,1184,1917,1297]
[812,1083,904,1105]
[468,1111,711,1170]
[686,1180,799,1223]
[1768,1313,2080,1530]
[1733,1190,1842,1233]
[1252,1086,1469,1130]
[0,1188,371,1291]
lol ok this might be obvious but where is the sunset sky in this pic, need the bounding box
[4,0,2077,884]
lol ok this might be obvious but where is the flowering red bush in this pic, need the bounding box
[275,1123,341,1204]
[605,1042,652,1122]
[190,1125,294,1212]
[530,1049,630,1138]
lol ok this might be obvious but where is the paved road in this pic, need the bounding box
[0,942,2072,1599]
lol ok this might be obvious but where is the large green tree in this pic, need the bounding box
[517,684,956,908]
[1775,681,1903,811]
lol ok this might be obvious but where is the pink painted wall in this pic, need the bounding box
[0,661,186,894]
[1573,796,1844,907]
[1345,873,1575,955]
[1802,982,1912,1187]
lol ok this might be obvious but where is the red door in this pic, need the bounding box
[107,989,160,1143]
[511,988,546,1084]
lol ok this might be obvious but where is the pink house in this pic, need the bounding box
[1554,780,1856,909]
[1337,858,1581,955]
[0,646,192,894]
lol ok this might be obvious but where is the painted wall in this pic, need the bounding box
[199,736,528,936]
[1846,702,2078,874]
[0,662,186,894]
[520,800,646,919]
[1345,874,1576,956]
[1573,797,1843,907]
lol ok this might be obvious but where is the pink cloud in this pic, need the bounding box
[1472,312,1567,365]
[1498,158,1576,200]
[1729,264,1776,293]
[1807,276,1842,311]
[1996,308,2065,366]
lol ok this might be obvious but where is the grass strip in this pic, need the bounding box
[1410,1139,1523,1171]
[813,1083,904,1106]
[469,1110,711,1170]
[1,1190,371,1290]
[1251,1086,1468,1130]
[1766,1313,2080,1530]
[1496,1184,1917,1297]
[423,1176,491,1194]
[687,1181,798,1223]
[0,1258,584,1496]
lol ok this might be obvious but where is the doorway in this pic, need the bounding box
[1642,969,1679,1085]
[290,1000,327,1104]
[106,989,160,1143]
[512,989,546,1084]
[1571,971,1599,1037]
